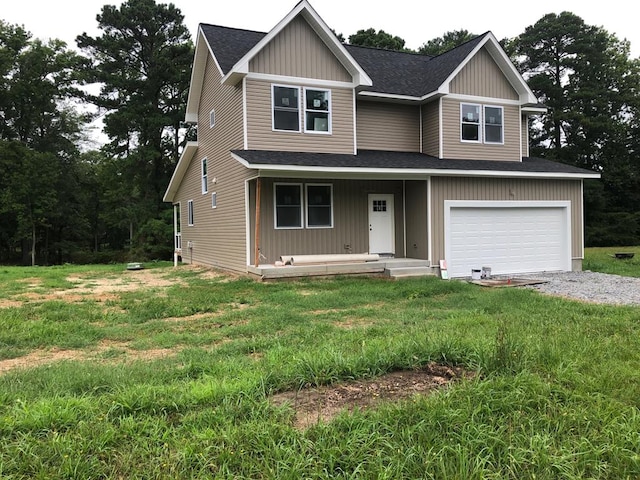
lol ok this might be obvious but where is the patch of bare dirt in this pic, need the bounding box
[271,363,470,430]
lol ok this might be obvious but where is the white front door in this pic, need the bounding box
[368,194,395,255]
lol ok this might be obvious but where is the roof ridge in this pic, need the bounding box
[428,31,490,60]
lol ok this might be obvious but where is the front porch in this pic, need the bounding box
[247,257,434,280]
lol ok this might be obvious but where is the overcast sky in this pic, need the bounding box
[2,0,640,58]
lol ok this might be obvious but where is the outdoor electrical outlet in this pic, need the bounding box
[344,243,351,250]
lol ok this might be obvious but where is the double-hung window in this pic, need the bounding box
[272,85,300,131]
[461,104,481,142]
[484,106,503,143]
[461,103,504,144]
[304,88,331,133]
[201,158,208,194]
[306,184,333,228]
[274,183,302,228]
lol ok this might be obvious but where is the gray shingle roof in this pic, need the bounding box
[199,22,488,97]
[231,149,598,177]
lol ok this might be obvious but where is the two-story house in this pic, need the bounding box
[164,0,599,278]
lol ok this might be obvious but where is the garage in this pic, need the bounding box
[444,201,572,278]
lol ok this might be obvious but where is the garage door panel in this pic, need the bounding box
[446,204,570,277]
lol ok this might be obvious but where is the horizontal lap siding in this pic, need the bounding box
[442,98,520,161]
[175,54,251,272]
[430,177,583,264]
[450,47,519,100]
[249,15,351,82]
[422,100,440,157]
[254,178,404,263]
[356,101,420,152]
[246,79,354,153]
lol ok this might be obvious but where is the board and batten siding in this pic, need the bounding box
[249,15,351,82]
[429,177,584,265]
[251,178,404,264]
[422,100,440,157]
[174,53,252,273]
[450,47,519,100]
[404,180,429,260]
[356,101,420,152]
[441,97,520,161]
[246,78,354,153]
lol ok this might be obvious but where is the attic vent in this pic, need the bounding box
[209,109,215,128]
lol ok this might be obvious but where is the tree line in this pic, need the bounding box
[1,1,638,265]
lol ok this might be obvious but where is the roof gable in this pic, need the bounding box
[222,0,372,87]
[450,46,519,99]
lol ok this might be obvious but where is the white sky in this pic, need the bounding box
[2,0,640,58]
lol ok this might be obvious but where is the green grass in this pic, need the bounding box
[584,246,640,277]
[0,253,639,478]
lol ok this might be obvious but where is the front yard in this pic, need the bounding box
[0,249,639,478]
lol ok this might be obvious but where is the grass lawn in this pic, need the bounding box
[0,251,639,479]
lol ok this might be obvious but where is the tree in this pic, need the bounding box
[348,28,409,52]
[418,30,476,56]
[76,0,194,253]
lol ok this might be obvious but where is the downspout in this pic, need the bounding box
[254,177,262,267]
[173,204,178,267]
[402,180,407,258]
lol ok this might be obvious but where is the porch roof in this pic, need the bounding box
[230,149,600,180]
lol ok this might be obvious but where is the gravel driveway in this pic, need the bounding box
[525,271,640,306]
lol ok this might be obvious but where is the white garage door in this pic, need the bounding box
[445,201,571,278]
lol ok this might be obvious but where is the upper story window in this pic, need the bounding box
[484,106,503,144]
[272,85,300,131]
[460,103,504,144]
[304,88,331,133]
[201,158,208,194]
[461,103,481,142]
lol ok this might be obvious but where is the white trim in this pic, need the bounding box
[402,180,407,258]
[522,106,547,114]
[305,183,334,228]
[273,182,304,229]
[272,84,301,133]
[483,105,504,145]
[427,176,432,264]
[201,157,208,194]
[357,90,443,104]
[187,199,194,226]
[460,103,481,143]
[519,109,524,159]
[243,77,248,150]
[419,107,423,153]
[580,180,585,259]
[447,93,522,106]
[246,72,354,89]
[164,141,198,202]
[229,153,601,180]
[444,200,572,275]
[185,28,224,123]
[352,89,357,155]
[438,98,443,158]
[211,192,217,209]
[303,87,332,134]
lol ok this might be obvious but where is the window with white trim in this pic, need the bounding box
[461,103,481,142]
[306,184,333,228]
[211,192,217,209]
[484,105,503,143]
[209,109,215,128]
[304,88,331,133]
[201,158,208,194]
[187,200,194,226]
[272,85,300,131]
[274,183,302,229]
[460,103,504,144]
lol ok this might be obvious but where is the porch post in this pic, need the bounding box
[173,204,178,267]
[254,178,261,267]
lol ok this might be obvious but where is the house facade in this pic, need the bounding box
[164,0,599,278]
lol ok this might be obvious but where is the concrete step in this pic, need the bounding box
[382,259,430,269]
[386,266,435,279]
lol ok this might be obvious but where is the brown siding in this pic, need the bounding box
[429,177,583,263]
[356,101,420,152]
[422,100,440,157]
[441,97,520,161]
[252,178,405,263]
[450,47,519,100]
[246,78,354,153]
[405,180,429,260]
[174,54,252,273]
[249,15,351,82]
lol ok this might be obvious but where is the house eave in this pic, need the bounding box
[163,141,199,203]
[230,153,601,181]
